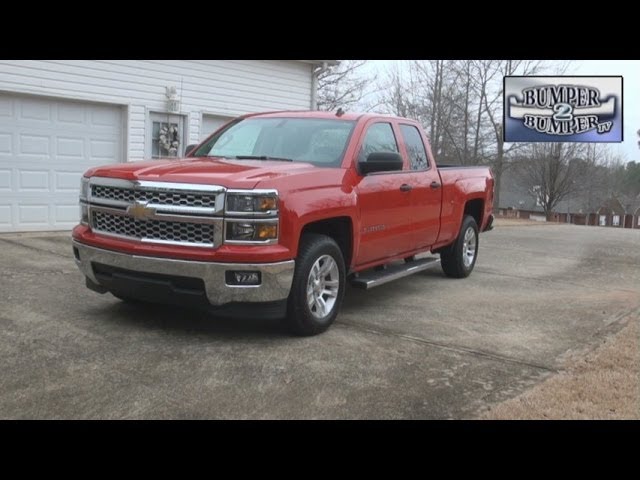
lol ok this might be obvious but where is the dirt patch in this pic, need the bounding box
[480,313,639,419]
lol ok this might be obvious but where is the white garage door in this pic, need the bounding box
[200,114,232,141]
[0,93,124,232]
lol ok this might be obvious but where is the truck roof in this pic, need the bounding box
[243,110,415,123]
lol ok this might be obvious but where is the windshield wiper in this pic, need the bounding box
[233,155,294,162]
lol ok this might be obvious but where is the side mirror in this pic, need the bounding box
[358,151,404,175]
[185,144,198,157]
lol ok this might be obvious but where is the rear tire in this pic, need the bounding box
[286,234,346,336]
[441,215,479,278]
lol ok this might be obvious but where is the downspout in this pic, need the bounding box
[311,62,329,110]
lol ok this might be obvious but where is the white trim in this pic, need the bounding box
[0,86,130,107]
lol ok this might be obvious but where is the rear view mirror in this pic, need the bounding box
[185,144,198,156]
[358,151,404,175]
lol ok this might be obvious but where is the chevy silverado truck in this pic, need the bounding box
[72,111,494,335]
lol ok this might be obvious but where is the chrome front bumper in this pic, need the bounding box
[72,241,295,306]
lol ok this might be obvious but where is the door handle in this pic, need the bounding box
[400,184,412,192]
[431,181,441,189]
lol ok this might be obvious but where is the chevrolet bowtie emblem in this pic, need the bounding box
[127,202,156,221]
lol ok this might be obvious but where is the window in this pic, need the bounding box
[400,124,429,170]
[210,121,262,158]
[612,215,620,226]
[599,215,606,226]
[305,128,352,165]
[358,123,398,163]
[195,117,355,168]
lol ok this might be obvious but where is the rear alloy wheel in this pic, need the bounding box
[286,234,345,336]
[440,215,479,278]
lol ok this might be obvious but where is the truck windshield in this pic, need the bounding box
[193,117,356,167]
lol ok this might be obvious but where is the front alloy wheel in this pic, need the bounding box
[286,234,346,336]
[307,255,340,319]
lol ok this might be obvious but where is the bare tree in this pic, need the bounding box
[514,143,589,219]
[316,60,374,112]
[477,60,549,212]
[378,60,465,164]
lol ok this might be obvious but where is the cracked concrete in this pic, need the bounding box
[0,223,638,419]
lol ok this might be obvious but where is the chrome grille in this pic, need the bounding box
[92,210,215,247]
[91,185,217,208]
[86,178,225,247]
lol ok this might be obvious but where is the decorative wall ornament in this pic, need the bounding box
[159,124,180,155]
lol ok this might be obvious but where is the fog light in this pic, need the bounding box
[225,271,262,286]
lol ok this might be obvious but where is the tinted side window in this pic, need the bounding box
[358,123,398,162]
[400,124,429,170]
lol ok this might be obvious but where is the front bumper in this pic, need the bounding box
[72,241,295,306]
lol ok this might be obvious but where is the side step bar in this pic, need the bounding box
[350,257,441,290]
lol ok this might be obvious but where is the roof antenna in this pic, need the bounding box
[336,107,345,117]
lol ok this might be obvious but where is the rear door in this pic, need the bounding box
[397,123,442,248]
[354,120,416,266]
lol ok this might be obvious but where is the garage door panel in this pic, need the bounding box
[55,204,80,224]
[20,99,51,122]
[19,134,50,156]
[0,93,123,231]
[18,170,49,191]
[0,169,10,190]
[0,97,13,117]
[91,108,121,128]
[18,204,49,226]
[55,171,82,192]
[0,133,11,154]
[90,139,118,160]
[0,205,10,226]
[56,137,85,158]
[57,103,86,124]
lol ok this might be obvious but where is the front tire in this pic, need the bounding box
[286,234,346,336]
[440,215,479,278]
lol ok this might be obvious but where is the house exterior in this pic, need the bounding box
[0,60,334,232]
[498,169,640,228]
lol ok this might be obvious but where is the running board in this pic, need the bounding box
[350,257,441,290]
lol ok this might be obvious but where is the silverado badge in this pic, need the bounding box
[127,202,156,221]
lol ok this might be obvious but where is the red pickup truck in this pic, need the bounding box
[72,111,494,335]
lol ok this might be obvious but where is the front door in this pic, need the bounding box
[354,121,416,266]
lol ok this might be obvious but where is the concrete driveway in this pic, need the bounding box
[1,222,638,419]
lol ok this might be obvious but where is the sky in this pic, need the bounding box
[357,60,639,162]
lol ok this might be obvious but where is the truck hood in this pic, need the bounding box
[84,156,322,189]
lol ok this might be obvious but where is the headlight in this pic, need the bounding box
[80,176,89,200]
[225,190,278,215]
[225,221,278,243]
[79,177,90,225]
[79,203,89,226]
